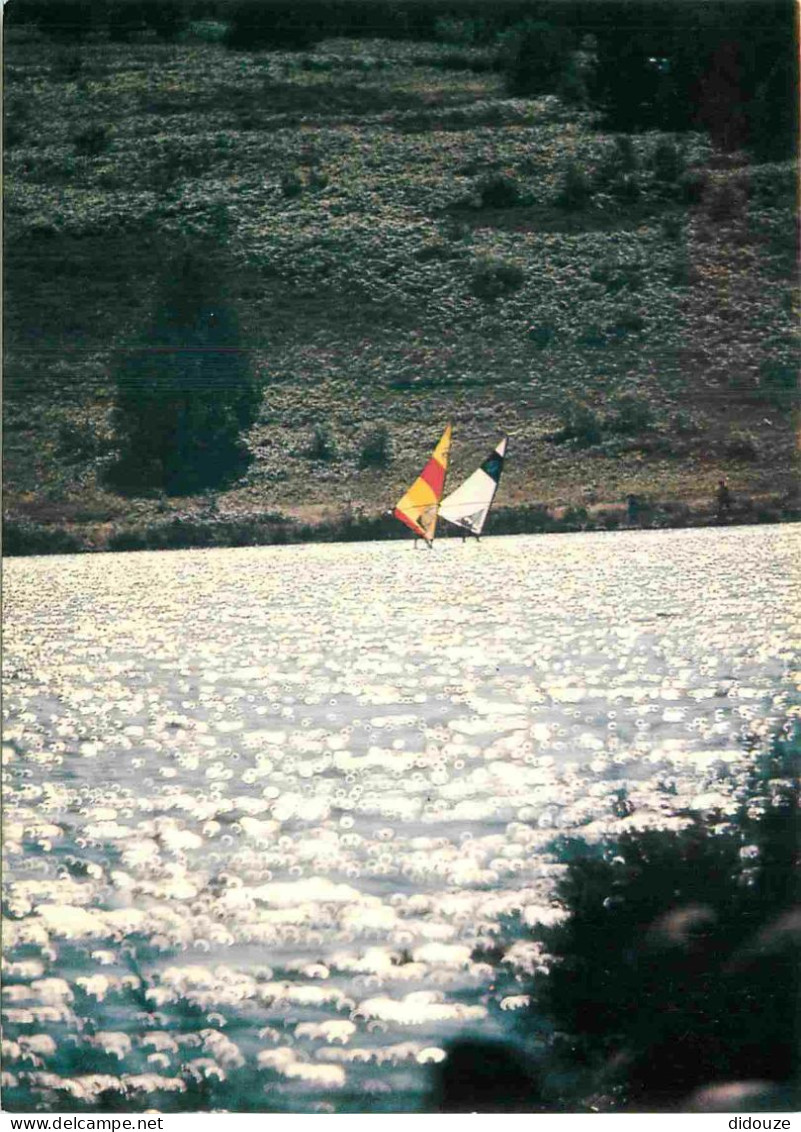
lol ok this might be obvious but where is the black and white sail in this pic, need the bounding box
[438,437,507,537]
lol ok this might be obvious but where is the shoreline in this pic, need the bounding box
[4,493,799,556]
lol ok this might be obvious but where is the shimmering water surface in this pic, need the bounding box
[3,526,799,1112]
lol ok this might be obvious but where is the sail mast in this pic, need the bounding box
[392,424,452,544]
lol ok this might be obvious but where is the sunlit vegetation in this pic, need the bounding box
[3,0,798,550]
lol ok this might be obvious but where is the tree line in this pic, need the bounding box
[9,0,797,158]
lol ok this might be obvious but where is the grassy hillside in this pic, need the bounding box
[4,18,798,551]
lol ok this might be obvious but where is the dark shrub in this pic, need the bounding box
[57,420,103,463]
[670,409,702,436]
[589,259,644,294]
[748,50,799,160]
[563,504,589,527]
[280,170,303,198]
[359,425,391,468]
[307,168,328,192]
[556,58,587,106]
[661,214,684,241]
[678,169,708,205]
[551,396,603,447]
[612,134,637,173]
[577,323,607,348]
[522,726,800,1108]
[477,173,522,209]
[608,173,641,203]
[651,137,685,184]
[607,310,646,341]
[107,244,260,495]
[3,518,84,556]
[758,360,797,409]
[724,431,759,462]
[596,507,621,529]
[667,256,699,287]
[307,424,336,461]
[470,257,524,300]
[502,21,573,98]
[554,161,592,210]
[73,124,110,157]
[527,323,556,349]
[610,393,653,433]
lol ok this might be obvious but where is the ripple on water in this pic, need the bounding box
[3,526,799,1111]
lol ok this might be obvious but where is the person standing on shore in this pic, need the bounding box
[716,479,732,520]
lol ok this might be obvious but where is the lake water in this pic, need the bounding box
[3,525,799,1112]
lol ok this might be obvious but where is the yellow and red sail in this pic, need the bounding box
[393,424,452,543]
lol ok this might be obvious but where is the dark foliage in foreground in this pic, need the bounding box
[106,244,261,496]
[432,725,801,1112]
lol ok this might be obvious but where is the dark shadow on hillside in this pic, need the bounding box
[446,200,668,234]
[141,80,474,130]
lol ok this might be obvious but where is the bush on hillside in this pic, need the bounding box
[470,257,524,300]
[757,360,797,409]
[57,420,105,463]
[556,57,588,106]
[554,161,592,210]
[589,259,644,294]
[609,393,653,433]
[678,169,708,206]
[280,170,303,198]
[724,431,759,462]
[500,20,573,97]
[651,137,685,184]
[550,395,603,447]
[306,423,336,461]
[359,425,392,468]
[106,244,260,496]
[477,173,522,209]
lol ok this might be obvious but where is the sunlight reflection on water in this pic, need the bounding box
[3,526,799,1111]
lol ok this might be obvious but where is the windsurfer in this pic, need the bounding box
[716,479,732,520]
